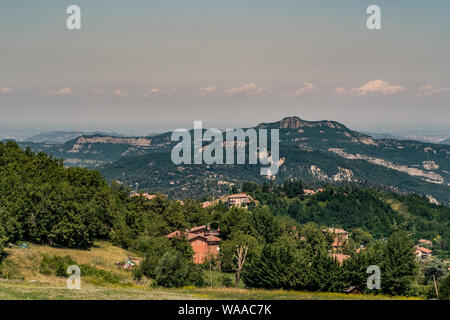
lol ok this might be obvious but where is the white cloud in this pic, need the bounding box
[225,83,271,96]
[143,88,162,97]
[335,80,404,96]
[142,88,176,98]
[417,85,450,97]
[0,88,12,94]
[279,83,317,97]
[49,88,73,96]
[113,89,129,97]
[199,86,217,96]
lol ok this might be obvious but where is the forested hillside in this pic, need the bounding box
[241,180,450,251]
[98,117,450,205]
[1,140,449,253]
[1,141,449,297]
[0,141,124,249]
[12,117,450,205]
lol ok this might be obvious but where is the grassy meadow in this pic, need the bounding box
[0,241,422,300]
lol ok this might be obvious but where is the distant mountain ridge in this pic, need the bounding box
[25,131,124,144]
[11,116,449,204]
[15,133,164,167]
[96,116,450,205]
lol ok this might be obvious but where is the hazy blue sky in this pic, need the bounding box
[1,0,449,130]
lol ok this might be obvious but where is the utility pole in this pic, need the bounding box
[209,255,213,288]
[208,233,213,288]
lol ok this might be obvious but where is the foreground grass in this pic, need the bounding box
[0,280,421,300]
[0,241,423,300]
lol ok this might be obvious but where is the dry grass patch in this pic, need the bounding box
[1,241,139,285]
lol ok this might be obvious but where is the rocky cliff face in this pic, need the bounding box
[68,136,152,153]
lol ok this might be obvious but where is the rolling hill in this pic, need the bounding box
[97,116,450,205]
[25,131,124,144]
[15,133,169,167]
[11,116,450,204]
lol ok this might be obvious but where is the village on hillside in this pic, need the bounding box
[128,189,450,293]
[130,190,445,263]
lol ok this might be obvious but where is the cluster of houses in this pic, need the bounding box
[132,188,322,210]
[322,231,438,264]
[129,192,441,269]
[130,192,361,265]
[131,191,254,210]
[164,224,358,266]
[164,193,254,265]
[200,188,325,209]
[414,240,450,272]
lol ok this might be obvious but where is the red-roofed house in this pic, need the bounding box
[168,225,221,264]
[415,246,432,260]
[323,227,349,254]
[201,201,213,208]
[227,193,252,208]
[418,239,432,247]
[167,230,183,239]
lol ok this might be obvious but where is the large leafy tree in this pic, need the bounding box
[242,244,299,289]
[154,250,204,288]
[0,142,121,248]
[251,206,281,244]
[220,231,261,273]
[381,231,417,296]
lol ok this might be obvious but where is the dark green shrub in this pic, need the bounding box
[219,275,233,288]
[39,254,76,277]
[132,265,143,281]
[155,250,190,287]
[38,254,122,285]
[155,250,204,288]
[187,265,205,287]
[139,237,171,278]
[439,274,450,300]
[79,263,121,285]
